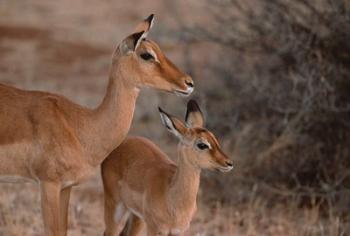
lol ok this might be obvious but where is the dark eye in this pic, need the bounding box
[197,143,209,150]
[140,53,154,61]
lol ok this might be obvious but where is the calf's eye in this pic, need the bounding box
[197,143,209,150]
[140,53,154,61]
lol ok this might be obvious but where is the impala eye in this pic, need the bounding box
[140,52,154,61]
[197,142,209,150]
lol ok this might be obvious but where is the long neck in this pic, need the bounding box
[80,64,139,166]
[167,146,201,215]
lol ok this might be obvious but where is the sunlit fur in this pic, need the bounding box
[0,14,192,236]
[180,127,233,172]
[112,39,192,94]
[102,100,233,236]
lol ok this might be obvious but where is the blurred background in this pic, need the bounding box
[0,0,350,235]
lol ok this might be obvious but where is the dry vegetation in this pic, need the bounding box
[0,0,349,235]
[179,0,350,235]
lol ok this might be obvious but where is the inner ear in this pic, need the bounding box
[185,100,205,128]
[159,108,187,139]
[134,32,147,51]
[120,31,145,54]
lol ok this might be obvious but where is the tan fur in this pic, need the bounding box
[102,102,233,236]
[0,15,193,236]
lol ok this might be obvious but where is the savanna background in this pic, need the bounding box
[0,0,350,235]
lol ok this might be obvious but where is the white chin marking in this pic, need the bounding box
[175,89,192,97]
[186,87,194,94]
[220,166,233,172]
[174,91,185,97]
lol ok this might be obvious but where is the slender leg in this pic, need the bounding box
[120,219,129,236]
[104,194,130,236]
[60,186,72,236]
[40,181,62,236]
[104,194,118,236]
[125,214,145,236]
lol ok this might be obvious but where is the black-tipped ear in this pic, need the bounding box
[119,14,155,55]
[120,31,145,54]
[186,100,202,119]
[185,99,204,128]
[145,14,155,28]
[158,107,186,139]
[133,14,155,35]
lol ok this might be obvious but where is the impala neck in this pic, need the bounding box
[83,62,139,166]
[167,146,201,214]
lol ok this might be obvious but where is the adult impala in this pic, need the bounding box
[102,100,233,236]
[0,14,193,236]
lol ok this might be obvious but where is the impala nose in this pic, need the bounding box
[226,161,233,167]
[185,79,194,88]
[175,77,194,97]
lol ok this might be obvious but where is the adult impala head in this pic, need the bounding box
[159,100,233,172]
[112,14,194,96]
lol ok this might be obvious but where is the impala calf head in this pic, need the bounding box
[158,100,233,172]
[113,14,194,96]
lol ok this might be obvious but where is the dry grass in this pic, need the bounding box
[1,177,346,236]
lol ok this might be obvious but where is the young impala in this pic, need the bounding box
[102,100,233,236]
[0,14,193,236]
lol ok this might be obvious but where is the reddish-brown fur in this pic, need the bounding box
[0,15,193,236]
[102,100,233,236]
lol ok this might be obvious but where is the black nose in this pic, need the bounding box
[185,80,194,88]
[226,161,233,167]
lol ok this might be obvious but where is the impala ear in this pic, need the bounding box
[185,100,204,128]
[134,14,155,36]
[158,107,187,139]
[119,14,155,55]
[119,31,145,54]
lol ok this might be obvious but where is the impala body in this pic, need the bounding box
[102,100,233,236]
[0,14,193,236]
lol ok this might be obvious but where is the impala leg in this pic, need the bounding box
[104,194,118,236]
[104,194,130,236]
[40,181,62,236]
[124,214,145,236]
[60,186,72,236]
